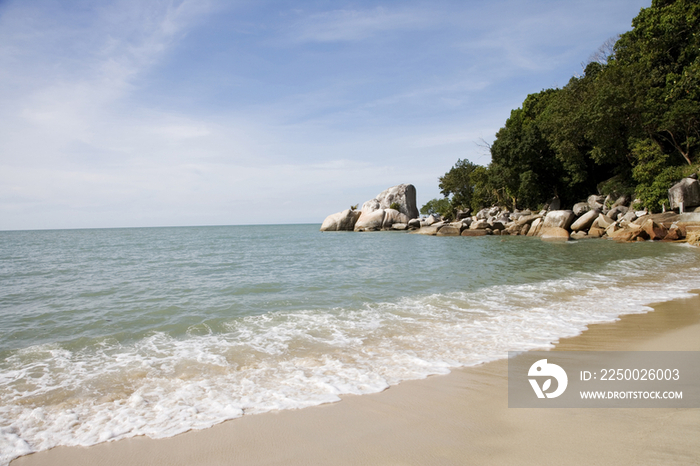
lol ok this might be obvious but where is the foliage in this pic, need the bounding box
[420,198,452,219]
[389,202,401,211]
[434,1,700,213]
[350,204,358,211]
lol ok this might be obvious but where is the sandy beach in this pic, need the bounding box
[12,291,700,466]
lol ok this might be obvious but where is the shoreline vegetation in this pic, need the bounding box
[322,1,700,244]
[425,0,700,217]
[320,182,700,245]
[12,293,700,466]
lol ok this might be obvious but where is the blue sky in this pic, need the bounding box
[0,0,650,230]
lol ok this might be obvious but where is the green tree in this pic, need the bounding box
[420,198,452,218]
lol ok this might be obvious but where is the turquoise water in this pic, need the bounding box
[1,225,700,464]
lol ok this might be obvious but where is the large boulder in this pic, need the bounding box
[641,218,668,240]
[541,227,570,241]
[588,195,605,211]
[382,209,410,229]
[436,223,463,236]
[543,210,576,230]
[668,178,700,210]
[527,218,543,236]
[413,225,441,235]
[573,202,591,217]
[461,229,488,237]
[607,205,629,221]
[596,213,614,229]
[571,209,600,231]
[354,209,385,231]
[320,209,362,231]
[361,184,419,219]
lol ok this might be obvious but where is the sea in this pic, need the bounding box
[1,224,700,465]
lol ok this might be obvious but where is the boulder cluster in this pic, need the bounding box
[320,184,419,232]
[320,179,700,242]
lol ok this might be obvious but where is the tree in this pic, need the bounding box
[420,198,452,218]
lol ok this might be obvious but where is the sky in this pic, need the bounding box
[0,0,651,230]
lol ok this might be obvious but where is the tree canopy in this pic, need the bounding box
[425,0,700,216]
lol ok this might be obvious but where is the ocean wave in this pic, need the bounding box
[1,249,700,465]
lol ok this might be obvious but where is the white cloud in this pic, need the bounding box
[0,0,652,230]
[289,6,437,43]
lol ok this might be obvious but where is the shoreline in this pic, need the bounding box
[12,291,700,466]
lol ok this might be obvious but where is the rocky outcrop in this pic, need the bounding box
[382,209,410,229]
[542,210,575,230]
[320,209,362,231]
[354,209,385,231]
[436,223,464,236]
[321,179,700,244]
[362,184,419,219]
[668,178,700,210]
[570,209,600,231]
[541,227,570,241]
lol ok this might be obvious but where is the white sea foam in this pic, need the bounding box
[1,251,700,465]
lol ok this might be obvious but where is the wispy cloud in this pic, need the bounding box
[289,6,437,43]
[0,0,652,229]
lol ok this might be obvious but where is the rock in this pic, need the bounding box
[641,218,668,240]
[543,210,576,230]
[520,224,530,236]
[476,208,490,220]
[605,222,620,237]
[413,225,441,235]
[436,224,462,236]
[609,229,635,242]
[527,218,543,236]
[489,221,506,231]
[596,214,614,229]
[391,223,408,231]
[423,214,440,226]
[635,209,649,218]
[354,209,385,231]
[470,220,490,230]
[541,227,569,241]
[571,209,600,231]
[361,184,419,219]
[382,209,410,229]
[407,218,421,229]
[320,209,362,231]
[573,202,591,217]
[668,178,700,210]
[627,223,648,241]
[621,211,637,223]
[513,214,543,227]
[607,205,629,221]
[588,195,605,211]
[461,229,488,237]
[662,224,684,241]
[588,226,606,238]
[570,231,588,240]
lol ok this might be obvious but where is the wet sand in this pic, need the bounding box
[13,292,700,466]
